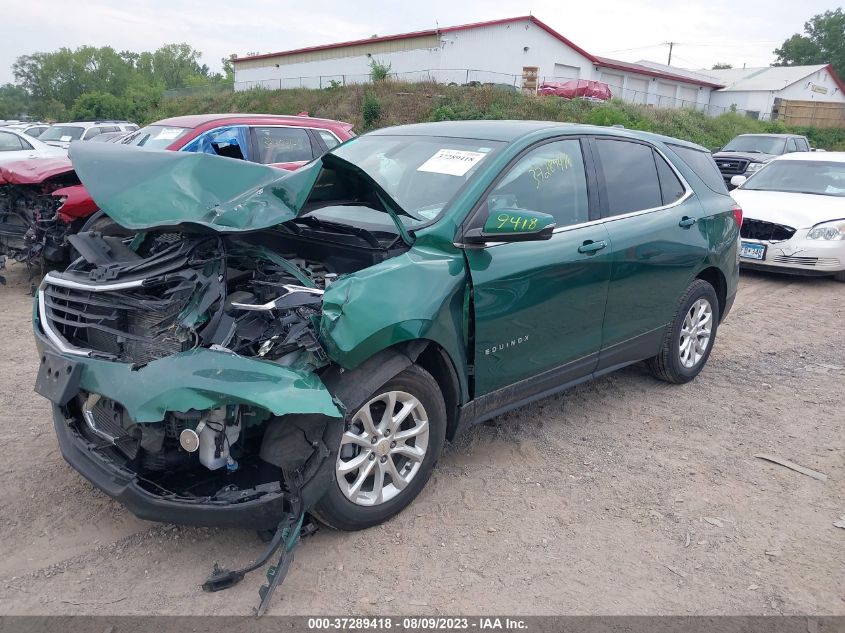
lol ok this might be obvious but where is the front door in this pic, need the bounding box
[464,138,612,396]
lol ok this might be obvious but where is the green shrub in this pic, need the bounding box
[362,91,382,129]
[369,59,392,82]
[70,92,131,121]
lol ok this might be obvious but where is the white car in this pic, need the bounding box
[0,126,67,165]
[39,121,138,150]
[730,152,845,282]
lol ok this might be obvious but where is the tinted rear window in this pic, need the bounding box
[668,144,728,194]
[595,139,662,216]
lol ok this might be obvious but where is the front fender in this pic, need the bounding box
[319,247,469,395]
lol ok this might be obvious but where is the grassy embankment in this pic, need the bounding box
[145,82,845,150]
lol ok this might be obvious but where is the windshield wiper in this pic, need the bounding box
[291,216,383,248]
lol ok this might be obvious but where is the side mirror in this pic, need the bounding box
[463,209,556,245]
[730,175,747,188]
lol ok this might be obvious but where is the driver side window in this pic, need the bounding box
[484,139,589,228]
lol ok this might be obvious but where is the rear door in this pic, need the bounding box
[464,137,612,396]
[592,137,707,369]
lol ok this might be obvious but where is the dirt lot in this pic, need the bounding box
[0,260,842,616]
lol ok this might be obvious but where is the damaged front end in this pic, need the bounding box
[0,158,79,282]
[34,142,420,611]
[35,228,346,526]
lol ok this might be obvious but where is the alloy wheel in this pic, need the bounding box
[679,298,713,368]
[336,390,430,506]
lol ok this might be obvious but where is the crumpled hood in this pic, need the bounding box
[0,156,74,185]
[69,142,323,232]
[731,189,845,228]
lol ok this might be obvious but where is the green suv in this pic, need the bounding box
[34,121,740,536]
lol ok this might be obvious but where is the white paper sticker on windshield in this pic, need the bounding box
[154,127,184,140]
[417,149,487,176]
[60,135,72,142]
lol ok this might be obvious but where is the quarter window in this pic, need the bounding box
[654,153,686,205]
[254,127,314,164]
[595,139,662,215]
[317,129,341,150]
[483,139,589,228]
[796,138,810,152]
[669,144,728,194]
[83,127,102,140]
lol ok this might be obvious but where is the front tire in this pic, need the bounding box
[312,365,446,531]
[647,279,719,384]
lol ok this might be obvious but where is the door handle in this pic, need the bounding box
[678,216,697,228]
[578,240,608,254]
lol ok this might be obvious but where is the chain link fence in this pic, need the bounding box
[165,68,770,120]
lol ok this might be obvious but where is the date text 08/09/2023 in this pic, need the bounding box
[307,617,529,630]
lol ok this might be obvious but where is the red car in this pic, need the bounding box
[0,113,354,275]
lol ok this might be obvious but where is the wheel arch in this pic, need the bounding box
[321,338,465,443]
[695,266,727,322]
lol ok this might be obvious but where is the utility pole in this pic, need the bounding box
[666,42,675,65]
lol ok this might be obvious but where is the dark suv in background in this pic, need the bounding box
[713,133,811,188]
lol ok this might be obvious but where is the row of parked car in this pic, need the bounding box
[713,132,844,281]
[8,110,843,611]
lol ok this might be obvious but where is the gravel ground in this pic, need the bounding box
[0,260,843,616]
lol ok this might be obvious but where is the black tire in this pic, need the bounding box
[312,365,446,531]
[647,279,720,384]
[80,211,132,238]
[833,270,845,283]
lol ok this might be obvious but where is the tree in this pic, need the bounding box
[0,83,30,118]
[70,91,130,121]
[774,8,845,77]
[712,63,733,69]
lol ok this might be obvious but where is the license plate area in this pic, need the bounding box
[35,351,82,405]
[740,241,767,260]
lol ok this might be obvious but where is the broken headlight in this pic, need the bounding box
[807,221,845,240]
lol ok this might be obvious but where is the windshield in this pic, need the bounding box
[743,160,845,196]
[723,136,786,155]
[116,125,190,150]
[40,126,85,142]
[328,135,505,226]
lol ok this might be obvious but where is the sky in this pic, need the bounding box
[0,0,834,85]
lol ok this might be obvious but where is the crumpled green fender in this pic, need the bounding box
[57,347,342,423]
[319,243,469,400]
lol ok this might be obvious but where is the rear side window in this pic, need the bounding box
[654,153,686,205]
[83,127,102,140]
[668,144,728,194]
[796,138,810,152]
[0,131,26,151]
[595,139,662,216]
[254,127,314,164]
[786,138,797,153]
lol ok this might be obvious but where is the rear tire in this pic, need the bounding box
[647,279,719,384]
[312,365,446,531]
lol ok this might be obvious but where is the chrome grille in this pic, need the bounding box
[40,275,191,364]
[741,219,796,242]
[716,159,749,175]
[771,255,841,269]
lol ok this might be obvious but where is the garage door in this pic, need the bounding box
[601,72,624,93]
[553,63,580,80]
[626,77,648,103]
[678,85,697,107]
[656,82,676,106]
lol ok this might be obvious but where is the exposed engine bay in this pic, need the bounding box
[43,222,406,497]
[0,175,78,282]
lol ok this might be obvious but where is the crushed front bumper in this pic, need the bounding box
[51,404,294,529]
[34,309,343,529]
